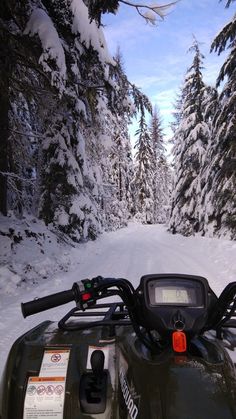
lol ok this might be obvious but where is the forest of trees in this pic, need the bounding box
[0,0,171,243]
[0,0,235,243]
[169,0,236,239]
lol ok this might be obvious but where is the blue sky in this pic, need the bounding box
[102,1,234,145]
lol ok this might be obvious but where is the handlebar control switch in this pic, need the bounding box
[73,280,97,310]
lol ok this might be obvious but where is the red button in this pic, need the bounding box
[82,292,92,301]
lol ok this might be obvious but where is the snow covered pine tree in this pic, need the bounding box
[133,106,155,224]
[203,2,236,238]
[150,107,171,223]
[0,0,156,242]
[169,39,209,235]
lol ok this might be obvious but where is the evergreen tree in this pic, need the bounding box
[170,88,185,135]
[198,85,219,234]
[150,107,171,223]
[0,0,53,217]
[221,0,236,8]
[169,39,209,235]
[26,0,113,241]
[133,111,154,223]
[100,46,152,229]
[203,9,236,238]
[0,0,154,242]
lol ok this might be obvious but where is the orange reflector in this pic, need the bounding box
[82,292,92,301]
[172,331,187,353]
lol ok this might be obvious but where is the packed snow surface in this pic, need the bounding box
[1,222,236,377]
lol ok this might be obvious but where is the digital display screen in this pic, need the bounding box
[155,287,194,304]
[148,279,204,307]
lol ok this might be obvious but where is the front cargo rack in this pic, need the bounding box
[58,302,131,331]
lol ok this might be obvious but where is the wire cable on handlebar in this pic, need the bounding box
[91,278,160,352]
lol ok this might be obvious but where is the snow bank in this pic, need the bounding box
[0,215,73,296]
[0,266,21,295]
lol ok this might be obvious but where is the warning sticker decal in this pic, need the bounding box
[39,349,70,378]
[23,377,66,419]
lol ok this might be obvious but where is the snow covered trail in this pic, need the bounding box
[1,222,236,377]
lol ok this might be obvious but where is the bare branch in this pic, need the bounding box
[0,171,35,183]
[9,128,44,139]
[120,0,177,25]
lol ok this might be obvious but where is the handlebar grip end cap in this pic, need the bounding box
[21,303,27,318]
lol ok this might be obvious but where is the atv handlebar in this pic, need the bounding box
[21,276,236,335]
[21,288,77,318]
[21,277,134,318]
[20,275,236,354]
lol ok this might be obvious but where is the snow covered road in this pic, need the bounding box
[1,222,236,377]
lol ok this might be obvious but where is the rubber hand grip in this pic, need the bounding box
[21,289,76,318]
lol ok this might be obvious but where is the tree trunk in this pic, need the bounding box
[0,33,10,216]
